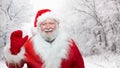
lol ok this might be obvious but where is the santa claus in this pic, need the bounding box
[4,9,85,68]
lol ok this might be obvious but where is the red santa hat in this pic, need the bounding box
[34,9,51,27]
[32,9,59,35]
[34,9,60,27]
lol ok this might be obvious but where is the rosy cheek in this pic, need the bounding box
[41,26,45,31]
[41,28,44,31]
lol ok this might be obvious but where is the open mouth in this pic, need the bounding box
[45,29,53,33]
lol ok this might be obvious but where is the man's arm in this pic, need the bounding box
[71,40,85,68]
[4,30,28,68]
[4,43,25,68]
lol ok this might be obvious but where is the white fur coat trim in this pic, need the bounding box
[4,43,25,63]
[32,30,70,68]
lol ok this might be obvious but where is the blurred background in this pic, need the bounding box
[0,0,120,68]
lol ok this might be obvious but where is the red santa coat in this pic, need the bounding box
[4,32,84,68]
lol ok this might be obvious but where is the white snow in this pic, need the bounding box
[84,53,120,68]
[0,53,119,68]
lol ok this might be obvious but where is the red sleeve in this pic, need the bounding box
[70,40,85,68]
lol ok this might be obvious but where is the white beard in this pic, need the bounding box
[32,27,70,68]
[39,27,59,42]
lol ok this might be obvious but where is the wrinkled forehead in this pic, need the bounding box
[42,18,58,23]
[38,18,59,25]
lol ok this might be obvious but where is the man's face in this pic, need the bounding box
[40,19,57,37]
[39,18,59,42]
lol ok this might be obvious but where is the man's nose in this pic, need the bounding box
[45,26,51,29]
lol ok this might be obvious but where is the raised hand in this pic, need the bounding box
[10,30,28,55]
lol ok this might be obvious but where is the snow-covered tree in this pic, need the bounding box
[64,0,120,56]
[0,0,33,60]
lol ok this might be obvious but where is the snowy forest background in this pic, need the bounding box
[0,0,120,68]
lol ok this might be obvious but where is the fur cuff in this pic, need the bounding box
[4,43,25,63]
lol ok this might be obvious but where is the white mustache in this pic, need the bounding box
[44,28,53,32]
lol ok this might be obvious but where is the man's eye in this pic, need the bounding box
[41,23,46,25]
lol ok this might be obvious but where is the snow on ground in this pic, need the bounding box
[0,53,120,68]
[84,53,120,68]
